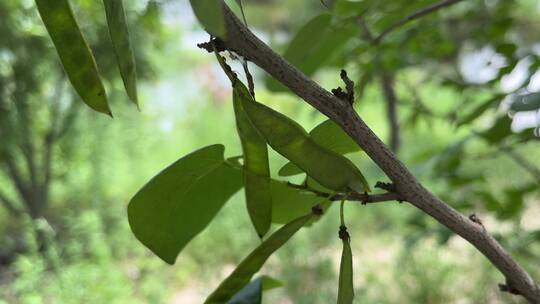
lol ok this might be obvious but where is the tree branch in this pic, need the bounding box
[372,0,465,44]
[285,182,402,204]
[216,4,540,302]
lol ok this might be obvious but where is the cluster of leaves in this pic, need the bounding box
[30,0,540,302]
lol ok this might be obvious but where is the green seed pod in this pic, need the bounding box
[35,0,110,115]
[241,98,370,193]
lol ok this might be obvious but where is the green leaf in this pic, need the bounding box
[240,98,370,192]
[337,238,354,304]
[279,119,360,176]
[266,14,358,92]
[189,0,226,38]
[128,145,242,264]
[479,116,513,144]
[205,212,319,303]
[270,180,325,224]
[35,0,110,115]
[103,0,139,107]
[510,92,540,112]
[233,81,272,238]
[456,95,503,127]
[226,276,282,304]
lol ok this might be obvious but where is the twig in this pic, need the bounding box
[216,4,540,302]
[285,182,402,204]
[372,0,465,44]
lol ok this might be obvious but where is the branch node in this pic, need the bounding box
[311,204,324,216]
[331,69,355,105]
[375,181,397,193]
[338,225,350,241]
[469,213,486,231]
[499,281,521,296]
[197,37,227,53]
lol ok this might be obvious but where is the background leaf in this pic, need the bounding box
[103,0,139,107]
[266,14,358,92]
[510,92,540,112]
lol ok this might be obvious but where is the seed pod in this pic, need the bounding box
[240,98,370,193]
[35,0,110,115]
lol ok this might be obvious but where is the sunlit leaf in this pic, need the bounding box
[189,0,226,38]
[128,145,242,264]
[103,0,139,107]
[240,98,370,192]
[35,0,110,115]
[205,212,318,303]
[279,119,360,176]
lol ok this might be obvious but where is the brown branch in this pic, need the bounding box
[380,72,401,152]
[372,0,465,44]
[216,4,540,302]
[285,182,402,204]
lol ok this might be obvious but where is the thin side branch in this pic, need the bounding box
[216,4,540,302]
[373,0,464,44]
[285,182,402,204]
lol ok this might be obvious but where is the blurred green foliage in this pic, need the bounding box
[1,0,539,303]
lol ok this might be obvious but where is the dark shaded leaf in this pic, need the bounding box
[128,145,242,264]
[103,0,139,107]
[479,116,512,144]
[227,276,282,304]
[205,212,319,303]
[35,0,110,115]
[511,92,540,112]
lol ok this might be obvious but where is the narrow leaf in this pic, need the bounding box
[233,81,272,238]
[189,0,227,38]
[205,212,318,303]
[456,95,502,127]
[103,0,139,107]
[240,98,370,192]
[337,238,354,304]
[510,92,540,112]
[35,0,110,115]
[128,145,242,264]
